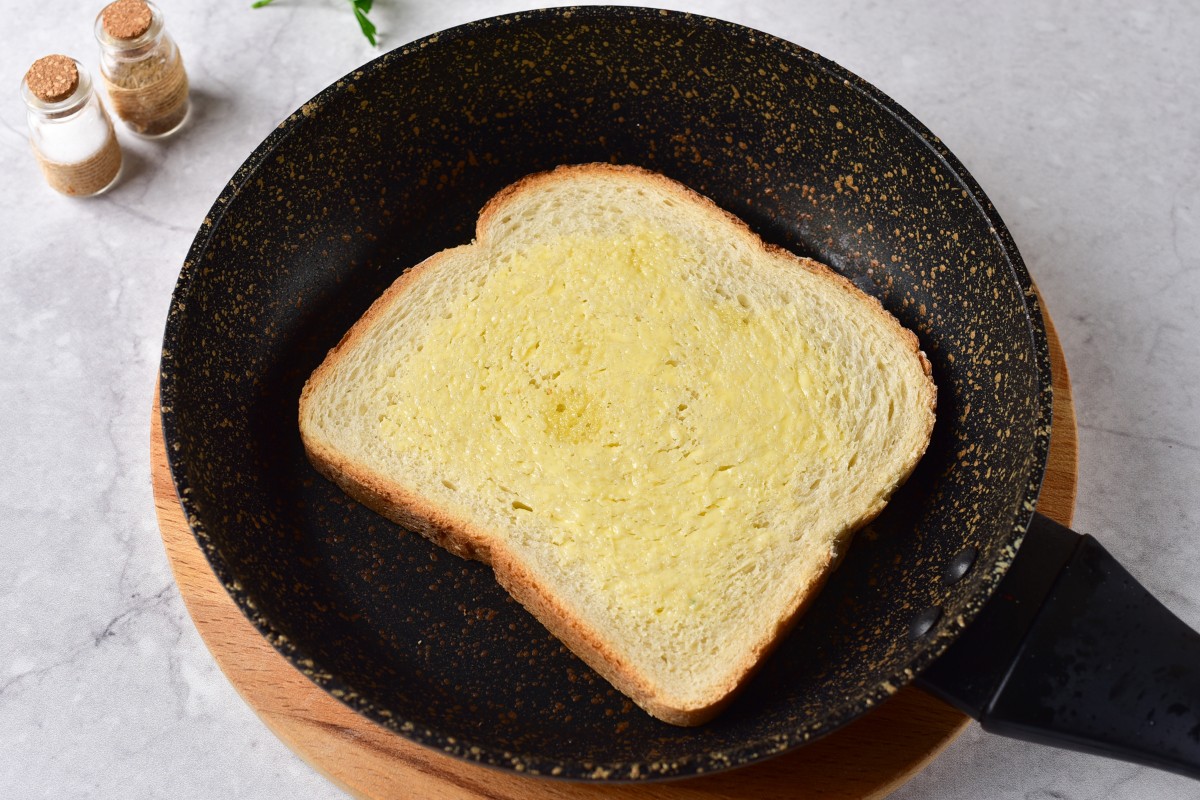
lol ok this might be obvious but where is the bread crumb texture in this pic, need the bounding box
[301,165,934,717]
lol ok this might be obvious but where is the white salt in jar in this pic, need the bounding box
[21,55,122,197]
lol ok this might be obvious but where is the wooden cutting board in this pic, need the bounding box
[151,306,1077,800]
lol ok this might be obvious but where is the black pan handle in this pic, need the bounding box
[916,511,1200,779]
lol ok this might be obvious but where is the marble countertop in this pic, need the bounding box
[3,1,1198,797]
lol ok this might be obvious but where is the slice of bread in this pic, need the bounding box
[299,164,936,725]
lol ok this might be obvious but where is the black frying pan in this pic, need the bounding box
[159,6,1200,781]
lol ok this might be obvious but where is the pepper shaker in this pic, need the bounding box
[95,0,189,137]
[21,55,122,197]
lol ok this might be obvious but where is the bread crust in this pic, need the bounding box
[298,163,936,725]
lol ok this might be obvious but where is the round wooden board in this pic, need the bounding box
[152,305,1078,800]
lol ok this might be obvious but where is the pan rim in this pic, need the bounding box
[158,4,1053,782]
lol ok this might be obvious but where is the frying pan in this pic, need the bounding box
[159,6,1200,781]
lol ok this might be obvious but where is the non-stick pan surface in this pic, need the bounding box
[160,7,1051,779]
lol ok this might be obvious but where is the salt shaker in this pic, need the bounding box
[21,55,122,197]
[94,0,189,137]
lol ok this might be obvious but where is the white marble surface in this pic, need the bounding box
[1,0,1198,797]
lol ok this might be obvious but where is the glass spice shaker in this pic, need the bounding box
[94,0,189,137]
[21,55,122,197]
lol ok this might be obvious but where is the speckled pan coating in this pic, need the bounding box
[159,6,1052,781]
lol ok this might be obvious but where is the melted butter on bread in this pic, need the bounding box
[380,224,849,624]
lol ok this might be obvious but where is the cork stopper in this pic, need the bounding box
[25,55,80,103]
[101,0,153,39]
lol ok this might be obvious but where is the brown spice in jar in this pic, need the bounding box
[97,0,189,136]
[102,55,189,136]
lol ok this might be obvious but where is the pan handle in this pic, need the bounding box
[916,511,1200,779]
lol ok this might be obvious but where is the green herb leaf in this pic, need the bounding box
[250,0,377,46]
[351,0,377,46]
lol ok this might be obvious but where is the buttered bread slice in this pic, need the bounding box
[299,164,936,725]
